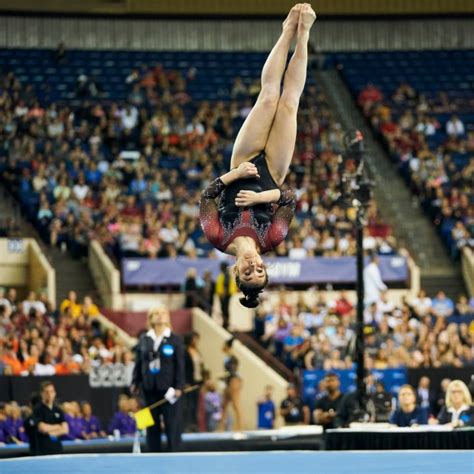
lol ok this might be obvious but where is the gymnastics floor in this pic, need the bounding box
[1,451,473,474]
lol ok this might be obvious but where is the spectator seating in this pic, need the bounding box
[332,50,474,258]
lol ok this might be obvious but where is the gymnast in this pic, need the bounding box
[200,4,316,308]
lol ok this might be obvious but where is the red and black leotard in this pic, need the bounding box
[199,152,296,254]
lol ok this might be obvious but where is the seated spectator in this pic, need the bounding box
[411,289,432,317]
[313,373,344,429]
[434,380,473,427]
[0,403,7,445]
[82,296,100,319]
[446,114,465,137]
[5,402,28,443]
[390,385,428,427]
[108,396,136,436]
[279,384,309,426]
[204,380,222,432]
[81,401,106,438]
[373,381,392,422]
[455,295,474,316]
[22,291,46,315]
[61,401,85,440]
[431,291,455,318]
[2,343,24,375]
[60,291,82,318]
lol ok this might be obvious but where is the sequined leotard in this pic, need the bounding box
[199,152,296,254]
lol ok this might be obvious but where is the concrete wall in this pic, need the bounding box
[88,240,121,309]
[462,248,474,298]
[0,238,55,302]
[192,308,288,430]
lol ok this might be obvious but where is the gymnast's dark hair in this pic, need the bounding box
[235,273,269,309]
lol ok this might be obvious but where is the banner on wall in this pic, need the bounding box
[122,255,408,287]
[302,368,408,405]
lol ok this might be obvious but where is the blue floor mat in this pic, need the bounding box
[1,451,473,474]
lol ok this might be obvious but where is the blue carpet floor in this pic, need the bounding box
[1,450,473,474]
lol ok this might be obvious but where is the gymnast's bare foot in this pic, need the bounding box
[298,3,317,36]
[282,4,303,36]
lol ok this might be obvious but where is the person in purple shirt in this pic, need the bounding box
[0,403,7,445]
[81,402,106,438]
[108,396,136,436]
[61,402,86,440]
[4,403,28,443]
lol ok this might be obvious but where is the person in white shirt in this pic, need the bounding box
[72,176,90,201]
[411,289,432,317]
[446,115,465,137]
[22,291,47,315]
[120,104,138,130]
[363,254,387,305]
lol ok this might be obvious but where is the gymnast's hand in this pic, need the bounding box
[235,190,261,207]
[235,162,260,180]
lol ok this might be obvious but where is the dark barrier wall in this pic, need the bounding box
[1,367,472,428]
[1,376,124,429]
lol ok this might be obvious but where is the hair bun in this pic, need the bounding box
[239,295,260,308]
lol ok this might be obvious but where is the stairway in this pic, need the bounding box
[0,183,99,307]
[49,247,99,307]
[315,69,465,295]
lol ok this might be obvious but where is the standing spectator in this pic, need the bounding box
[200,270,215,312]
[215,263,237,330]
[183,268,201,308]
[435,378,451,416]
[434,380,473,427]
[389,385,428,427]
[431,291,455,318]
[257,385,276,429]
[363,254,387,305]
[81,402,106,438]
[204,381,222,432]
[280,384,309,426]
[34,381,69,455]
[416,376,436,415]
[55,41,67,64]
[184,331,204,432]
[132,306,185,452]
[23,393,42,455]
[313,373,343,429]
[219,338,243,432]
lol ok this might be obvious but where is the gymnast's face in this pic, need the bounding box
[235,253,266,285]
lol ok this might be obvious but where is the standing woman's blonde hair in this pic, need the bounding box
[147,305,171,329]
[446,380,473,408]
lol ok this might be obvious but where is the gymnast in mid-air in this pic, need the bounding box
[200,4,317,308]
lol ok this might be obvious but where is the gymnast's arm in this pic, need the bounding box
[267,189,297,243]
[200,162,260,242]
